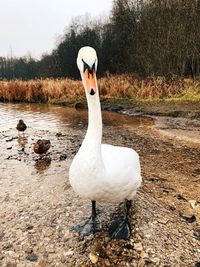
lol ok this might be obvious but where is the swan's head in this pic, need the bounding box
[77,46,98,96]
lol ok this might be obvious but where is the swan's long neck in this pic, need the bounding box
[82,90,102,151]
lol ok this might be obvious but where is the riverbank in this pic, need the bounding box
[0,75,200,121]
[0,104,199,267]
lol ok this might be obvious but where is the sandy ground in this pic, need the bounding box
[0,110,200,267]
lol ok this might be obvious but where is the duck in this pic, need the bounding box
[33,139,51,158]
[69,46,142,240]
[16,119,27,136]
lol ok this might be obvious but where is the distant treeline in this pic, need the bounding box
[1,0,200,80]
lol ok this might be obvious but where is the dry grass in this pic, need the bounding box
[0,75,199,104]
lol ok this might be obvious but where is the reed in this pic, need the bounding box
[0,75,199,104]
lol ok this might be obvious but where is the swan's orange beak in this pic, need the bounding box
[84,68,97,96]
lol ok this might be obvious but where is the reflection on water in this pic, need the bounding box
[17,136,28,148]
[34,158,51,173]
[0,102,153,132]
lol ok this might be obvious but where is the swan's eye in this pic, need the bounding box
[82,59,90,73]
[82,59,96,76]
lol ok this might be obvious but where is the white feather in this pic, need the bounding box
[69,46,142,203]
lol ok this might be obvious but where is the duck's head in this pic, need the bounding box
[77,46,98,96]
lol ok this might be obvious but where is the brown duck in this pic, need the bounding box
[34,140,51,157]
[16,119,27,136]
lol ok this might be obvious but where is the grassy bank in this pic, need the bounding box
[0,75,200,107]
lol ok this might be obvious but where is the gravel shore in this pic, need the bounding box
[0,112,200,267]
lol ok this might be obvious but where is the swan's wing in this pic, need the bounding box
[101,144,141,188]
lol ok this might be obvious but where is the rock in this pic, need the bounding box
[26,253,38,262]
[195,204,200,225]
[0,230,4,241]
[63,230,73,242]
[188,200,197,209]
[23,244,33,253]
[194,227,200,240]
[60,154,68,161]
[44,228,54,237]
[133,242,143,251]
[26,225,34,231]
[104,259,111,266]
[179,203,196,223]
[177,194,187,202]
[39,258,46,267]
[65,250,74,256]
[60,254,66,263]
[89,253,99,264]
[140,251,148,259]
[5,262,17,267]
[138,258,145,267]
[157,217,169,224]
[180,214,196,223]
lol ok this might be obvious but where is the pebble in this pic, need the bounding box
[39,258,47,267]
[89,252,99,264]
[65,250,74,256]
[0,230,4,241]
[63,230,73,242]
[195,204,200,225]
[23,244,33,253]
[5,262,17,267]
[26,253,38,262]
[189,200,197,209]
[133,242,143,251]
[44,228,54,237]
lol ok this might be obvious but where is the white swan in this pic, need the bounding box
[69,46,142,239]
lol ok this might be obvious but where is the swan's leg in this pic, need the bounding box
[108,199,132,240]
[73,200,101,236]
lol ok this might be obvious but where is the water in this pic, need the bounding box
[0,102,152,132]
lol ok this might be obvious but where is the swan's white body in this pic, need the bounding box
[69,47,142,203]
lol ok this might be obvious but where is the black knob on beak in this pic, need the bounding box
[90,89,95,95]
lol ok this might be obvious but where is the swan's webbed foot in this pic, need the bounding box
[108,217,131,240]
[73,217,101,236]
[73,200,101,236]
[109,199,132,240]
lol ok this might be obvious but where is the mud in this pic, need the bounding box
[0,103,200,267]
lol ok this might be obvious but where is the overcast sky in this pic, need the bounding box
[0,0,113,59]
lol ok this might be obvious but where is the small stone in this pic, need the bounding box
[104,259,111,266]
[140,251,148,259]
[0,230,4,241]
[37,246,46,254]
[188,200,197,209]
[89,253,99,264]
[60,255,66,263]
[65,250,74,256]
[5,262,17,267]
[39,258,46,267]
[134,242,143,251]
[138,258,145,267]
[44,228,54,237]
[194,227,200,240]
[63,230,73,242]
[157,218,169,224]
[23,244,33,253]
[60,154,67,161]
[179,203,196,223]
[26,253,38,262]
[195,204,200,225]
[26,225,34,231]
[151,257,160,264]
